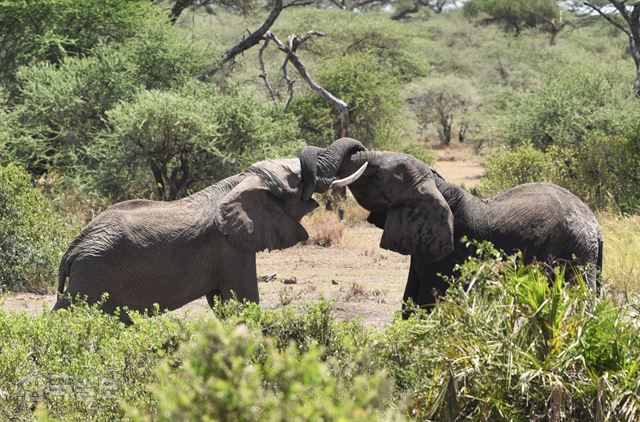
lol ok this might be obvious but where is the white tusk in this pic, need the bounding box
[329,162,368,189]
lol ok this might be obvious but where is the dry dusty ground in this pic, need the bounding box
[0,146,484,327]
[431,143,485,189]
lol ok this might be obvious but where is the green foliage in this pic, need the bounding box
[0,303,188,420]
[5,23,209,176]
[128,318,398,421]
[555,131,640,212]
[2,256,640,419]
[380,247,640,421]
[88,84,300,201]
[0,165,74,291]
[478,142,552,196]
[0,0,153,94]
[290,52,403,149]
[503,67,640,150]
[464,0,559,33]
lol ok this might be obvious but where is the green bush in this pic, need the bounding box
[503,67,640,150]
[477,142,552,196]
[0,0,153,94]
[6,23,209,176]
[379,245,640,421]
[88,84,301,201]
[0,165,74,291]
[0,303,188,421]
[128,318,399,421]
[555,131,640,212]
[290,52,403,149]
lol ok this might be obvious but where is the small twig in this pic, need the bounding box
[258,39,276,102]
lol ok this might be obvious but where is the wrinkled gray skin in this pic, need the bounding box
[54,139,366,322]
[310,143,603,317]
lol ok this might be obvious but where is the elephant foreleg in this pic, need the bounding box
[218,253,259,303]
[402,257,454,319]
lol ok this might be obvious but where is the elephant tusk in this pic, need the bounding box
[329,162,368,189]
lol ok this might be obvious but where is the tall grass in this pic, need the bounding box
[600,213,640,291]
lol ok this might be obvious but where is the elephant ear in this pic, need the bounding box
[218,175,308,254]
[379,179,454,262]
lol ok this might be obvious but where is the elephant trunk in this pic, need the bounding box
[298,138,366,200]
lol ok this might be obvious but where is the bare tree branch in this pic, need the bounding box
[202,0,283,77]
[258,38,276,101]
[264,30,350,137]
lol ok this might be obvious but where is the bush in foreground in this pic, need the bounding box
[3,248,640,420]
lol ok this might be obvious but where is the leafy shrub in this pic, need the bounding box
[0,0,153,94]
[503,67,640,150]
[555,131,640,212]
[128,318,398,421]
[379,245,640,421]
[6,23,209,177]
[290,52,403,149]
[0,303,189,420]
[0,165,74,291]
[88,84,301,201]
[477,142,552,196]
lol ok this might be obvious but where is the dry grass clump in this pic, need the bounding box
[302,211,344,247]
[341,282,387,303]
[600,213,640,291]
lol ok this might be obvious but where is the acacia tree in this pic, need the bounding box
[581,1,640,95]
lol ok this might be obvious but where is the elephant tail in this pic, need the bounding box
[57,251,71,295]
[596,235,603,295]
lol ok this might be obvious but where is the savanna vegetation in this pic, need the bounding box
[0,0,639,419]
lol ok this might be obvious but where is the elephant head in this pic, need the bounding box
[302,143,454,262]
[216,138,368,254]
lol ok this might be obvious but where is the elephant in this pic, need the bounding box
[53,138,369,321]
[303,139,603,317]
